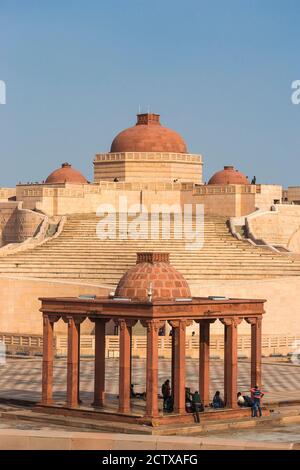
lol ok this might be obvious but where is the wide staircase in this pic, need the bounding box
[0,213,300,287]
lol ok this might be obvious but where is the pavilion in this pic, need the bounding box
[39,252,266,426]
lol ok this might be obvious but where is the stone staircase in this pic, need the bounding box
[0,213,300,287]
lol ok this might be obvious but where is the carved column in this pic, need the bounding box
[142,320,164,418]
[221,317,241,408]
[171,327,175,398]
[246,317,262,389]
[197,320,215,406]
[170,320,191,414]
[91,318,107,407]
[117,319,136,414]
[65,315,85,408]
[42,314,59,405]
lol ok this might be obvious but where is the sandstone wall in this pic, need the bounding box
[0,202,44,247]
[94,152,203,184]
[0,276,110,336]
[0,188,16,201]
[287,186,300,203]
[189,276,300,337]
[246,205,300,250]
[254,185,282,210]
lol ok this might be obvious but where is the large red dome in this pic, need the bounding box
[114,252,191,302]
[45,163,88,184]
[110,113,187,154]
[208,166,249,185]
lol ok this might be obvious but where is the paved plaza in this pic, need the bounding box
[0,358,299,406]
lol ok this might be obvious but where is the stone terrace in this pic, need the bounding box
[0,213,300,286]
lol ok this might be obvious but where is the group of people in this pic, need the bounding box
[161,380,265,420]
[238,386,265,418]
[161,380,204,422]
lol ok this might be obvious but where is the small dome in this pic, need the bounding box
[114,252,191,302]
[208,166,249,185]
[110,113,187,154]
[45,163,88,184]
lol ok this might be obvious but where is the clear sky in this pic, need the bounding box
[0,0,299,187]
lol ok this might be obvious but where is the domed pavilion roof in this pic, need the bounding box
[114,252,191,302]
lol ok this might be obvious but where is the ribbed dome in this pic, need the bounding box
[45,163,88,184]
[110,113,187,154]
[208,166,249,185]
[114,252,191,302]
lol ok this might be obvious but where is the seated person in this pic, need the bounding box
[130,384,145,399]
[212,391,224,409]
[243,394,254,408]
[237,392,245,407]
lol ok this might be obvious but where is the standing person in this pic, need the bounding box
[250,385,264,417]
[161,379,171,411]
[192,391,203,423]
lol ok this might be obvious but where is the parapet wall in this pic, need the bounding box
[15,182,282,218]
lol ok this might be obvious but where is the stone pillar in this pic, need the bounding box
[171,328,175,398]
[247,317,262,389]
[221,318,241,409]
[198,320,214,406]
[42,314,58,405]
[170,320,190,415]
[66,316,83,408]
[92,318,106,407]
[118,319,136,414]
[142,320,163,418]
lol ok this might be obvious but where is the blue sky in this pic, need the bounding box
[0,0,299,187]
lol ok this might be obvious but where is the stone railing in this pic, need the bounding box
[193,185,256,196]
[94,152,202,164]
[1,332,299,358]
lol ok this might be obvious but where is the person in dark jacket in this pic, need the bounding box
[212,391,224,409]
[250,385,264,417]
[162,380,171,411]
[192,391,203,423]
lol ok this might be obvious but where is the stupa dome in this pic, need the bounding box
[110,113,187,154]
[208,166,249,185]
[45,163,87,184]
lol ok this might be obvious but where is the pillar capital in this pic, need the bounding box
[140,319,165,332]
[43,313,61,324]
[220,317,242,327]
[63,315,87,325]
[168,319,193,329]
[245,316,262,326]
[114,318,137,330]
